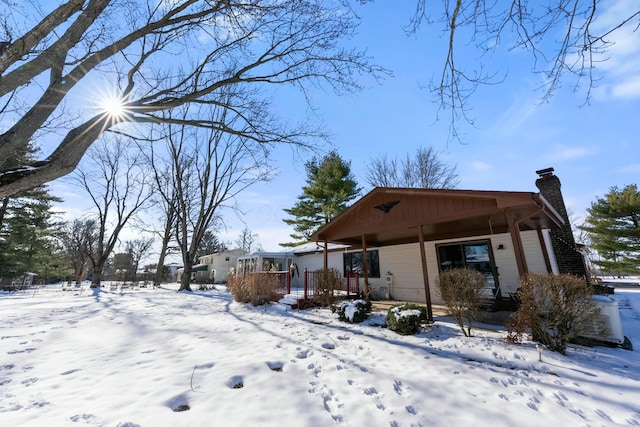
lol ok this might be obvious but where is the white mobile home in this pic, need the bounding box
[180,249,248,283]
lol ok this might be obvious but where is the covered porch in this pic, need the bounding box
[310,187,564,321]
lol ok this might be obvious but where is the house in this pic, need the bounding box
[162,262,183,283]
[230,169,587,320]
[178,249,248,283]
[302,168,588,319]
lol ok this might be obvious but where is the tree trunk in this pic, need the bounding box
[74,265,83,285]
[154,218,173,285]
[0,197,9,228]
[91,259,105,288]
[154,249,167,286]
[178,265,193,292]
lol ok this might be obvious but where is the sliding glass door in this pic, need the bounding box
[436,240,499,298]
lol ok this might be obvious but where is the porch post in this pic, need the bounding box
[361,235,370,300]
[418,225,434,322]
[505,208,528,277]
[323,240,328,271]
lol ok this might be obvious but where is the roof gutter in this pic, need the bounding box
[533,193,564,226]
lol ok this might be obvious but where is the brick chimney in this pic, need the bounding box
[534,168,589,281]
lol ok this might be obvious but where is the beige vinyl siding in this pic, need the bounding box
[490,235,520,297]
[378,231,550,304]
[292,251,343,288]
[521,230,549,274]
[294,229,554,304]
[378,244,426,302]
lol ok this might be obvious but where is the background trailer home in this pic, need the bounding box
[307,168,588,316]
[179,249,248,283]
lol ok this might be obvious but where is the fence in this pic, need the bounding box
[299,269,360,301]
[0,274,35,291]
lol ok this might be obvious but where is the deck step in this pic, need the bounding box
[278,295,302,309]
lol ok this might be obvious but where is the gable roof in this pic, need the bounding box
[310,187,563,247]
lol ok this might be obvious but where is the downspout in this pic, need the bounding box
[537,228,553,273]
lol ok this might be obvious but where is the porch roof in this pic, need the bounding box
[310,187,564,247]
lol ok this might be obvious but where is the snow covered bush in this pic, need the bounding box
[226,273,280,306]
[336,299,371,323]
[506,273,602,355]
[437,268,486,337]
[386,303,428,335]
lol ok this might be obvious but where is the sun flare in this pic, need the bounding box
[100,95,127,118]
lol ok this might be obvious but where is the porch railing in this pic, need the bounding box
[299,268,360,301]
[247,269,360,304]
[263,271,291,295]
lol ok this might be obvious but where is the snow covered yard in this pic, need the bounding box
[1,283,639,427]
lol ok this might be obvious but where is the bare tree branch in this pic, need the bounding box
[0,1,386,198]
[407,0,640,141]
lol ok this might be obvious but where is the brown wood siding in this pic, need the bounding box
[325,195,499,242]
[313,187,562,248]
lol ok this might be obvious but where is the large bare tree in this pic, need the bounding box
[59,218,98,285]
[73,137,154,287]
[365,146,459,189]
[150,101,272,292]
[124,237,154,276]
[148,164,179,286]
[0,0,384,198]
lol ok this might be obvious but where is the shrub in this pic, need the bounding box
[226,273,280,306]
[386,303,428,335]
[313,268,342,307]
[336,299,371,323]
[437,268,487,337]
[507,273,602,355]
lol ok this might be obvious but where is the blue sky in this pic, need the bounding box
[52,1,640,256]
[212,0,640,251]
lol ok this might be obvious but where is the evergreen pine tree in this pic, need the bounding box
[581,184,640,275]
[0,186,63,279]
[282,151,361,246]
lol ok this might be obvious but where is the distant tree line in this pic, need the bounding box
[1,142,636,285]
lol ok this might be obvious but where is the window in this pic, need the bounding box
[343,250,380,278]
[436,240,499,295]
